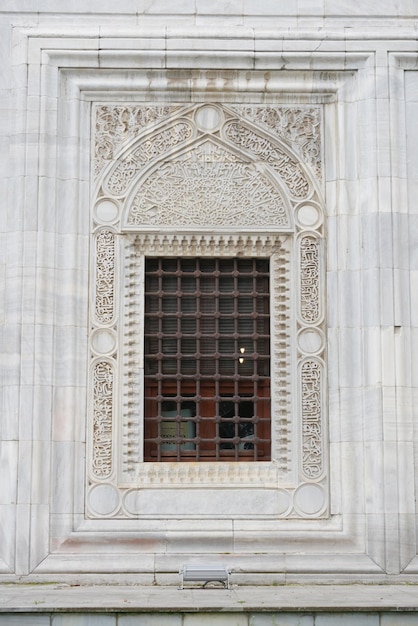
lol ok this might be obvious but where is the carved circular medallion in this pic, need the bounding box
[297,328,325,356]
[194,105,222,131]
[94,198,120,224]
[91,328,117,355]
[295,203,322,229]
[88,484,120,516]
[293,483,326,516]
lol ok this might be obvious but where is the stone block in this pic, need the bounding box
[249,614,314,625]
[119,615,183,625]
[52,616,116,626]
[381,613,418,625]
[0,617,50,625]
[183,614,248,626]
[315,614,379,626]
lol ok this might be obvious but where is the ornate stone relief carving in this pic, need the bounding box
[90,229,118,481]
[105,121,194,197]
[94,105,185,179]
[299,235,321,324]
[301,359,324,480]
[128,141,290,228]
[223,121,311,198]
[228,105,322,180]
[297,233,324,482]
[121,239,144,474]
[92,360,114,479]
[88,103,327,520]
[130,233,285,258]
[271,247,292,474]
[94,230,115,325]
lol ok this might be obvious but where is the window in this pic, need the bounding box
[88,101,327,517]
[143,257,271,461]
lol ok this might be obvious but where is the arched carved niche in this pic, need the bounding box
[94,103,321,232]
[88,103,327,520]
[125,138,291,230]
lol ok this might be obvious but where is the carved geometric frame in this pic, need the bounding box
[87,103,327,519]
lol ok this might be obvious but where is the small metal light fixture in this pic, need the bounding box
[239,347,245,364]
[179,564,230,589]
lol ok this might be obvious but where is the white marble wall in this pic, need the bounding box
[1,1,418,587]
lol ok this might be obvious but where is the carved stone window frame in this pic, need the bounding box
[14,24,391,576]
[87,102,327,520]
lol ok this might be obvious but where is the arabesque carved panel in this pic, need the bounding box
[95,230,115,325]
[299,235,321,324]
[301,359,323,480]
[92,360,114,479]
[229,106,322,180]
[95,105,184,179]
[128,141,289,228]
[223,121,311,198]
[105,121,194,196]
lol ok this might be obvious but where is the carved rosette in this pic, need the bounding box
[87,103,327,519]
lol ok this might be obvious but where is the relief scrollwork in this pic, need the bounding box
[299,234,321,325]
[297,230,324,483]
[94,229,116,325]
[91,359,115,479]
[90,229,117,482]
[228,105,322,181]
[104,120,194,197]
[94,105,184,179]
[300,358,324,480]
[223,120,311,199]
[127,140,290,229]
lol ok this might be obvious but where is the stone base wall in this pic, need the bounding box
[0,613,417,626]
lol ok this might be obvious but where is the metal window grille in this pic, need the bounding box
[144,257,271,461]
